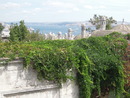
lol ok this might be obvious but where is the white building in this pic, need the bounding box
[0,23,10,39]
[1,26,10,38]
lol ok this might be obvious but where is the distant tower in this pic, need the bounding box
[68,28,73,40]
[100,16,106,30]
[122,19,124,24]
[64,33,67,39]
[48,32,53,40]
[44,33,47,40]
[58,32,62,39]
[52,33,56,40]
[81,23,86,38]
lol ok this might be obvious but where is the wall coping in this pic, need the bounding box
[0,58,23,65]
[0,57,22,61]
[1,84,59,97]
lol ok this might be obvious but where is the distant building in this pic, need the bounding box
[0,23,35,41]
[0,23,10,41]
[28,27,34,33]
[74,23,91,39]
[100,16,106,30]
[91,19,130,37]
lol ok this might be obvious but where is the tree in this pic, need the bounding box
[19,21,29,41]
[86,27,92,32]
[89,14,101,30]
[9,20,29,41]
[106,17,117,30]
[0,23,4,34]
[89,14,117,30]
[0,23,4,41]
[24,30,45,42]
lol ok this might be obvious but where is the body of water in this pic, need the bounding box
[25,23,81,35]
[7,22,95,35]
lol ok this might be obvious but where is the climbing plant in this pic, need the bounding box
[0,32,128,98]
[75,32,127,98]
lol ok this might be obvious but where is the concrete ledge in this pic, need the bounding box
[0,58,23,65]
[0,58,79,98]
[0,57,22,61]
[2,84,59,96]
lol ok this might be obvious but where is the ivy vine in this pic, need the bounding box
[0,32,128,98]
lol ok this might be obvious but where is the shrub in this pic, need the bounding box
[0,32,128,98]
[24,30,45,42]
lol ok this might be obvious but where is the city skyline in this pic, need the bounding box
[1,0,130,22]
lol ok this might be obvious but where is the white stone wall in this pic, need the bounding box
[0,59,79,98]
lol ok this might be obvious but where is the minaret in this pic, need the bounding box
[100,16,106,30]
[122,19,124,25]
[68,28,73,40]
[81,23,86,38]
[58,32,62,39]
[64,33,67,39]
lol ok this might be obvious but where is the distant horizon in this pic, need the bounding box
[5,20,88,23]
[4,20,130,24]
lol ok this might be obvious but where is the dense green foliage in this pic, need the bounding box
[24,30,45,42]
[124,87,130,98]
[76,32,127,98]
[9,20,29,41]
[0,23,4,33]
[9,21,45,42]
[0,23,4,40]
[125,33,130,40]
[0,32,127,98]
[89,14,117,30]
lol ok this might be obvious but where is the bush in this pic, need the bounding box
[124,33,130,40]
[24,30,45,42]
[0,32,128,98]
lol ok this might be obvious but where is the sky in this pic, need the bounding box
[1,0,130,22]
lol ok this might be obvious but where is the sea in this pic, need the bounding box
[6,22,95,35]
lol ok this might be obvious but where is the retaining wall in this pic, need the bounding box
[0,59,79,98]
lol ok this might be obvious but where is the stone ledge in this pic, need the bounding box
[1,84,59,96]
[0,58,23,65]
[0,57,22,61]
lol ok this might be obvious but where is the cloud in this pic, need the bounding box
[84,5,107,9]
[128,10,130,12]
[22,8,42,15]
[84,5,93,9]
[44,1,75,9]
[34,8,41,11]
[43,1,80,13]
[58,10,71,13]
[1,2,20,9]
[77,0,85,3]
[73,7,80,11]
[99,5,106,9]
[22,10,31,14]
[23,2,32,6]
[0,2,32,10]
[48,2,63,7]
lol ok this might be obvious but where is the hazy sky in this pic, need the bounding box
[1,0,130,22]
